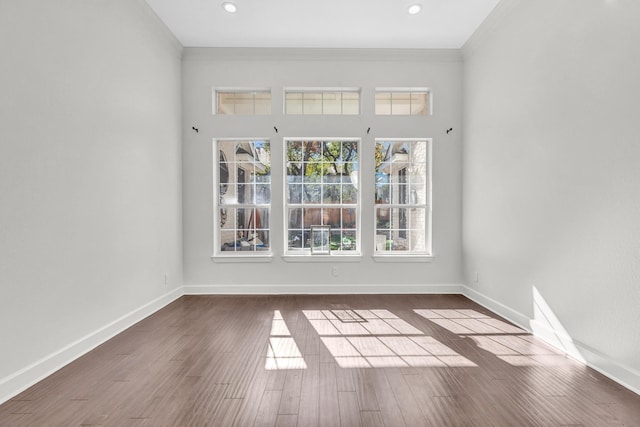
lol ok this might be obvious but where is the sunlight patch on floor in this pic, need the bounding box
[304,309,477,368]
[414,308,564,367]
[265,310,307,370]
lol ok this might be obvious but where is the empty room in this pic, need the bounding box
[1,0,639,425]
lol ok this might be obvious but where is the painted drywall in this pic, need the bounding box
[182,49,464,289]
[0,0,183,399]
[463,0,640,390]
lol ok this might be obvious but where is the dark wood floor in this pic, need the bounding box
[1,295,639,426]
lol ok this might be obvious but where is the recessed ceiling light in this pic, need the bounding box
[222,2,237,13]
[408,4,422,15]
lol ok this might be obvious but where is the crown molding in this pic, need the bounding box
[183,47,463,63]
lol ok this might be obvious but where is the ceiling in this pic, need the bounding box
[145,0,501,49]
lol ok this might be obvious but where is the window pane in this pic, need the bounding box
[235,92,255,115]
[217,92,235,115]
[375,92,391,115]
[393,184,409,205]
[341,141,358,162]
[407,229,426,252]
[288,230,304,249]
[304,208,323,227]
[256,184,270,204]
[376,208,391,230]
[286,90,360,115]
[285,139,359,255]
[215,139,271,255]
[374,139,430,254]
[342,184,357,204]
[323,184,341,204]
[303,93,322,115]
[330,229,357,252]
[288,208,303,229]
[216,91,271,115]
[410,92,428,115]
[285,92,303,115]
[342,92,360,115]
[322,92,342,114]
[303,184,321,203]
[342,208,356,228]
[320,208,337,227]
[255,92,272,115]
[288,184,302,203]
[391,92,411,115]
[376,90,431,116]
[220,229,238,251]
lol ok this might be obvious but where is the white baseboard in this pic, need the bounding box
[183,283,464,295]
[462,285,640,396]
[0,287,183,405]
[4,284,637,406]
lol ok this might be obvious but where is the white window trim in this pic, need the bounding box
[283,137,362,257]
[375,87,433,116]
[373,138,433,257]
[283,87,361,115]
[212,88,272,115]
[212,138,273,258]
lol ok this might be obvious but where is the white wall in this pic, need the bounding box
[182,49,464,292]
[0,0,183,401]
[463,0,640,391]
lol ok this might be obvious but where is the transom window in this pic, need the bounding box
[375,88,430,115]
[215,139,271,255]
[286,139,360,254]
[214,89,271,115]
[285,89,360,115]
[375,139,431,254]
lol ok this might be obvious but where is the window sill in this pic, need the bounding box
[211,254,274,263]
[282,254,362,263]
[372,254,434,263]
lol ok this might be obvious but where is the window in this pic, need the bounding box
[215,139,271,255]
[286,139,359,254]
[214,89,271,115]
[285,89,360,115]
[375,139,431,254]
[375,88,430,115]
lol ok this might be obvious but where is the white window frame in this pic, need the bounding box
[284,88,361,115]
[213,88,272,115]
[283,138,361,257]
[213,138,272,257]
[375,87,432,116]
[373,138,432,256]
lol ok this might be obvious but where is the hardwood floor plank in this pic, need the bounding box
[209,398,244,427]
[1,295,639,427]
[297,354,320,427]
[318,362,340,427]
[278,369,304,415]
[253,390,283,427]
[353,369,379,411]
[275,414,298,427]
[337,391,362,427]
[368,369,407,427]
[360,410,384,427]
[384,369,427,426]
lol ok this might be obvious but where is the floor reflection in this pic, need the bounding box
[303,309,476,368]
[265,307,564,370]
[265,310,307,370]
[414,308,563,366]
